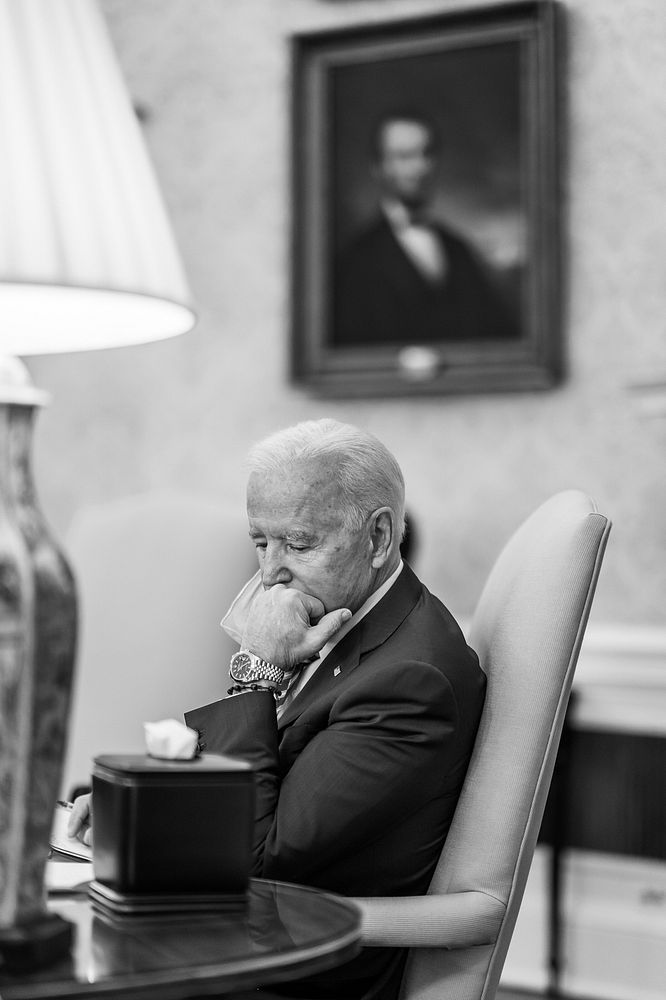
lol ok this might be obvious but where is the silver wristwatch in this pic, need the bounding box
[229,650,285,687]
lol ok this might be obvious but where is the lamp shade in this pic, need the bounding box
[0,0,196,355]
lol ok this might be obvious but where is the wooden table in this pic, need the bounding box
[0,879,362,999]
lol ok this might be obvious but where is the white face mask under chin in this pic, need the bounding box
[220,570,263,644]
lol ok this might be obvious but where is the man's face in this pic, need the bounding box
[375,119,435,208]
[246,458,375,614]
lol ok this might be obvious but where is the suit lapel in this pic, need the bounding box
[277,563,423,731]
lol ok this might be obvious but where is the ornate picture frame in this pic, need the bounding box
[291,1,562,397]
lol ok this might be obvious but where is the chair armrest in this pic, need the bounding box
[351,890,505,948]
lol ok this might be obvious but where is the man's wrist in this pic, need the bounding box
[226,682,280,698]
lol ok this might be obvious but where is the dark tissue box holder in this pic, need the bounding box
[88,752,254,915]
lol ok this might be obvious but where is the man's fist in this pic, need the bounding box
[241,585,351,670]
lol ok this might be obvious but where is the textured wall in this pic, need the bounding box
[27,0,666,625]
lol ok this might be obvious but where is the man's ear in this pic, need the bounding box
[369,508,394,568]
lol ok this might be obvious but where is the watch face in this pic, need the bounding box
[231,652,253,681]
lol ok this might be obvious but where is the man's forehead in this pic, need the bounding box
[381,118,431,149]
[247,461,347,530]
[248,455,340,493]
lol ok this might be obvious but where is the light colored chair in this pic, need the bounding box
[61,491,256,797]
[354,490,611,1000]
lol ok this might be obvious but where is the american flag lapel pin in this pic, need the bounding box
[333,666,341,677]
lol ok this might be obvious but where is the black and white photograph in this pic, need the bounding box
[1,1,664,999]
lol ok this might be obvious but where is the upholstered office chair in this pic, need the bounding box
[354,490,611,1000]
[62,491,255,797]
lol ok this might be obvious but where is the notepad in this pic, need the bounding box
[45,859,94,892]
[50,800,92,861]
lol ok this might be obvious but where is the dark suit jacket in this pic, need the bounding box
[334,215,514,347]
[185,564,485,1000]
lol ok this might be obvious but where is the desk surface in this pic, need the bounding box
[0,879,362,999]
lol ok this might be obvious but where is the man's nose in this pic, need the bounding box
[260,546,292,587]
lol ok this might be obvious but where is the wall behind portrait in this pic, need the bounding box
[26,0,666,628]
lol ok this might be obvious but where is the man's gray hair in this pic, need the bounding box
[246,419,406,539]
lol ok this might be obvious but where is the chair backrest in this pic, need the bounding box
[61,491,255,797]
[402,490,611,1000]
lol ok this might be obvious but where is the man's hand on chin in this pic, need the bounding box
[242,584,351,670]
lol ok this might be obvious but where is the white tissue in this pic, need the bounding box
[144,719,199,760]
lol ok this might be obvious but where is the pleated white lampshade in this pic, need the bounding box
[0,0,196,356]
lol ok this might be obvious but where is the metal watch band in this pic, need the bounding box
[229,651,285,687]
[250,656,284,685]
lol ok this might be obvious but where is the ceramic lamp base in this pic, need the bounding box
[0,359,77,967]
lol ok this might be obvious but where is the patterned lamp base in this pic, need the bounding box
[0,913,73,973]
[0,361,77,968]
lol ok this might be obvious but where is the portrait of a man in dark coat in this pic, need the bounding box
[334,112,515,348]
[291,16,560,395]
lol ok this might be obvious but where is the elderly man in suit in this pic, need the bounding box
[71,419,485,1000]
[335,113,513,347]
[188,419,485,1000]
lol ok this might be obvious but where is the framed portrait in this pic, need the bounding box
[291,1,562,397]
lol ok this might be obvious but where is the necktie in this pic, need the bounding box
[275,657,320,718]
